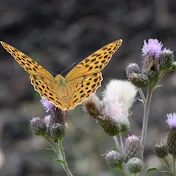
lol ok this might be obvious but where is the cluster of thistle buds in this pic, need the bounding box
[126,39,175,88]
[30,98,66,141]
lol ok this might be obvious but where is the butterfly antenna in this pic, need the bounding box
[60,62,76,75]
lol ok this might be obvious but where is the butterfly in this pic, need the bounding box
[1,39,122,110]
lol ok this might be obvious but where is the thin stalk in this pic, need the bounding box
[172,156,176,176]
[138,88,146,104]
[141,88,153,154]
[113,133,124,153]
[57,139,73,176]
[162,158,172,174]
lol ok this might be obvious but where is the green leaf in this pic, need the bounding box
[142,167,159,176]
[154,84,163,90]
[45,148,53,151]
[56,159,66,166]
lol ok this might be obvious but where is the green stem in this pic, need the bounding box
[141,88,153,154]
[138,88,146,104]
[162,157,172,174]
[172,156,176,176]
[113,133,124,154]
[57,139,73,176]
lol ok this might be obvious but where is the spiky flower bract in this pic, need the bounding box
[104,150,123,168]
[155,142,168,158]
[127,157,143,174]
[30,117,46,135]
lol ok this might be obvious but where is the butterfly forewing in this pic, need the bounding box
[1,41,54,81]
[65,39,122,81]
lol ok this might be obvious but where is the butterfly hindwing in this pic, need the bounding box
[30,75,68,110]
[66,72,102,110]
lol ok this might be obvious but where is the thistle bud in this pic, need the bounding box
[104,150,123,168]
[82,94,102,119]
[154,142,168,158]
[159,49,174,72]
[49,123,65,140]
[129,73,149,88]
[126,63,141,78]
[124,135,143,162]
[30,117,46,136]
[127,157,143,174]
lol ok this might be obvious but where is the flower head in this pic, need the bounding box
[142,39,163,59]
[103,80,137,120]
[166,113,176,129]
[40,97,55,112]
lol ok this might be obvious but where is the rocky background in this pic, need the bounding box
[0,0,176,175]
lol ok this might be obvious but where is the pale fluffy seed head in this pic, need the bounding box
[103,80,137,111]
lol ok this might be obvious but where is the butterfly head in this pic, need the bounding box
[55,74,66,87]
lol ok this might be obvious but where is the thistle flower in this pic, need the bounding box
[30,117,46,136]
[127,157,143,174]
[104,150,123,168]
[142,39,163,59]
[166,113,176,156]
[40,97,55,112]
[124,135,143,162]
[166,113,176,129]
[103,80,137,114]
[155,142,168,158]
[126,63,141,78]
[98,80,137,136]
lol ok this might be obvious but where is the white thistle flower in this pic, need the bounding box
[102,80,137,120]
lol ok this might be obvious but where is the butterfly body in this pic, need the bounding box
[55,74,67,87]
[1,39,122,110]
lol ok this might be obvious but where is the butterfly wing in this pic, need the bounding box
[1,41,54,81]
[65,39,122,81]
[31,75,68,110]
[0,41,67,108]
[65,39,122,110]
[66,72,102,110]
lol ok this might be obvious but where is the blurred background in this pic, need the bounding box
[0,0,176,175]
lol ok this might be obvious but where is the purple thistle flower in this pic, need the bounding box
[142,39,163,59]
[166,113,176,129]
[40,97,55,112]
